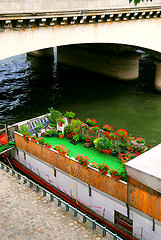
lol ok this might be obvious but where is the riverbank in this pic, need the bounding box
[0,166,113,240]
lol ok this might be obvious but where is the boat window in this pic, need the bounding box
[114,211,133,232]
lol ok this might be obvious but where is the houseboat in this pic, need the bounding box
[1,112,161,240]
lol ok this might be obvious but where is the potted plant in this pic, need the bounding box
[70,134,80,145]
[45,129,54,137]
[44,142,52,149]
[131,137,146,147]
[64,125,73,139]
[18,125,30,136]
[89,126,100,133]
[38,137,45,145]
[23,133,30,143]
[94,136,111,155]
[70,119,82,136]
[102,124,114,132]
[89,162,98,169]
[35,123,44,137]
[81,123,88,130]
[86,118,97,126]
[56,117,65,127]
[31,136,38,143]
[64,111,76,119]
[110,168,121,181]
[58,132,63,139]
[98,163,109,175]
[46,107,63,128]
[75,154,90,166]
[53,129,58,137]
[53,144,68,156]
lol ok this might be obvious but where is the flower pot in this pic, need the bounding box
[59,135,63,139]
[31,139,38,143]
[37,132,41,138]
[99,169,108,175]
[101,149,111,155]
[111,174,121,181]
[57,150,66,156]
[111,151,118,157]
[53,133,58,138]
[70,139,79,145]
[45,144,51,149]
[59,122,63,127]
[67,133,73,139]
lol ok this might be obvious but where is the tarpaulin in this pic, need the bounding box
[0,132,8,145]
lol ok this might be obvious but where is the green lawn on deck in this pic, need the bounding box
[45,136,123,172]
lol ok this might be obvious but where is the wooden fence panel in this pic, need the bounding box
[128,177,161,222]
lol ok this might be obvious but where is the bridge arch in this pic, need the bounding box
[0,18,161,61]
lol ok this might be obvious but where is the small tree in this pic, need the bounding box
[46,107,62,127]
[129,0,152,6]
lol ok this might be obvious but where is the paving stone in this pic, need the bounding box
[0,167,113,240]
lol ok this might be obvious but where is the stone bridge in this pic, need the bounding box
[0,0,161,89]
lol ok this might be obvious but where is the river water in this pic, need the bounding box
[0,53,160,147]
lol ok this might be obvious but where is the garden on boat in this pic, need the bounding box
[17,107,152,182]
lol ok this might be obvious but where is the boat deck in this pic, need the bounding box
[45,136,123,172]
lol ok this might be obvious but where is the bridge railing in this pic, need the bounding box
[0,0,160,16]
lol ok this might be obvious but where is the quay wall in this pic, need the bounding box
[14,132,127,203]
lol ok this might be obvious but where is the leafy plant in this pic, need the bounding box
[86,118,97,126]
[35,123,44,133]
[110,168,121,177]
[18,125,29,136]
[64,111,76,119]
[58,132,63,136]
[56,117,65,124]
[64,125,72,135]
[53,144,68,153]
[102,124,114,132]
[46,107,62,127]
[73,134,79,141]
[94,136,111,150]
[89,126,100,133]
[38,137,45,145]
[45,129,54,136]
[129,0,152,6]
[75,154,90,166]
[98,163,109,175]
[70,119,82,135]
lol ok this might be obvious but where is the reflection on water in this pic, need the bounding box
[0,53,160,147]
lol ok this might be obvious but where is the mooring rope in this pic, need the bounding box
[68,158,79,205]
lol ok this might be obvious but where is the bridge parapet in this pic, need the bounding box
[0,0,160,17]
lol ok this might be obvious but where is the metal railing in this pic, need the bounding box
[0,161,123,240]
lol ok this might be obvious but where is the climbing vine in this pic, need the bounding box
[129,0,152,6]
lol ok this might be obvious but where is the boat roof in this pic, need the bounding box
[125,144,161,192]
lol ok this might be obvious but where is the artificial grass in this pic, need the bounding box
[45,136,123,172]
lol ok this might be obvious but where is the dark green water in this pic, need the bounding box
[0,53,160,147]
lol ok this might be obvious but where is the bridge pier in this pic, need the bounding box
[154,61,161,91]
[57,45,140,80]
[27,47,54,59]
